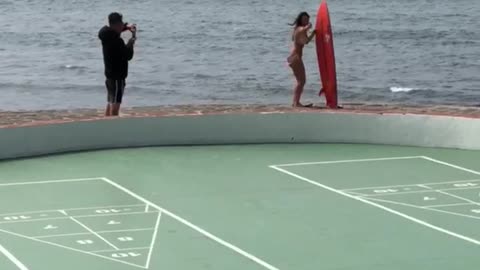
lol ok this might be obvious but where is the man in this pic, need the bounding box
[98,12,136,116]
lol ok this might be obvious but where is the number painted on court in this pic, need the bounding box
[454,183,477,187]
[471,209,480,214]
[112,252,141,258]
[108,220,121,225]
[44,224,58,230]
[95,209,122,214]
[77,240,94,245]
[3,215,31,221]
[117,236,134,242]
[374,189,398,194]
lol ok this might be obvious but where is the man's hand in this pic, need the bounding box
[129,24,137,32]
[127,37,136,48]
[130,24,137,38]
[127,24,136,48]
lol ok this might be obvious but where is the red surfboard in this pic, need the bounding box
[315,0,338,108]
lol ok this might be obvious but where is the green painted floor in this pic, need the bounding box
[0,143,479,270]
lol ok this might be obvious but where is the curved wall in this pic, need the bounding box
[1,112,479,160]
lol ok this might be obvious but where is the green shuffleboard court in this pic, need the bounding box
[0,143,479,270]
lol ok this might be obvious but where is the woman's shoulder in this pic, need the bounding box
[292,26,302,36]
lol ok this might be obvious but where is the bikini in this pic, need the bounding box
[287,31,308,66]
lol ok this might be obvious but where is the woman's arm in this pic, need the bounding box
[297,23,315,44]
[298,23,312,33]
[306,30,316,44]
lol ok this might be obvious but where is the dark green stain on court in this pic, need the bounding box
[0,144,479,270]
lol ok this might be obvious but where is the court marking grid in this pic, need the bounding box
[0,178,280,270]
[270,156,480,246]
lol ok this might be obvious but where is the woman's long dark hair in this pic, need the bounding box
[289,12,310,41]
[289,12,310,28]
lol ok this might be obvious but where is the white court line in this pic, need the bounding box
[145,211,162,268]
[0,177,102,186]
[342,179,480,192]
[342,190,366,196]
[91,246,150,253]
[34,228,154,239]
[0,243,29,270]
[271,156,423,167]
[363,197,475,209]
[270,165,480,246]
[0,211,160,225]
[362,197,480,221]
[63,204,145,213]
[358,186,480,197]
[360,189,437,197]
[0,228,145,269]
[424,202,474,208]
[421,156,480,176]
[420,207,480,221]
[0,204,145,218]
[363,197,425,208]
[435,190,480,207]
[0,176,279,269]
[0,210,59,217]
[68,215,120,251]
[101,177,280,270]
[417,157,480,206]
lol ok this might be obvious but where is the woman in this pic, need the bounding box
[287,12,316,107]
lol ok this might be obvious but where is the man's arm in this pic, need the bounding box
[124,26,137,61]
[117,37,134,61]
[124,38,135,61]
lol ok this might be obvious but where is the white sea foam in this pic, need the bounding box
[390,87,417,93]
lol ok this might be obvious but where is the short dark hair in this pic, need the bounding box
[108,12,124,25]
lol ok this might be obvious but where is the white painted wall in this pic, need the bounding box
[0,113,479,160]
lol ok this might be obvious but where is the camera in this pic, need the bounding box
[123,23,137,32]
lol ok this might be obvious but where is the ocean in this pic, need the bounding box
[0,0,479,111]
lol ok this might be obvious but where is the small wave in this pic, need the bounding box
[62,65,85,70]
[58,65,89,74]
[390,87,417,93]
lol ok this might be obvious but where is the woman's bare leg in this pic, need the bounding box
[290,60,310,107]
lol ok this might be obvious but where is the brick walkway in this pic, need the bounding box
[1,104,480,128]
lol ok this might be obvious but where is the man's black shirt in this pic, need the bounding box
[98,26,134,80]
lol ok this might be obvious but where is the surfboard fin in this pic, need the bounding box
[318,88,324,96]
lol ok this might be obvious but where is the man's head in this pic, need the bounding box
[108,12,126,33]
